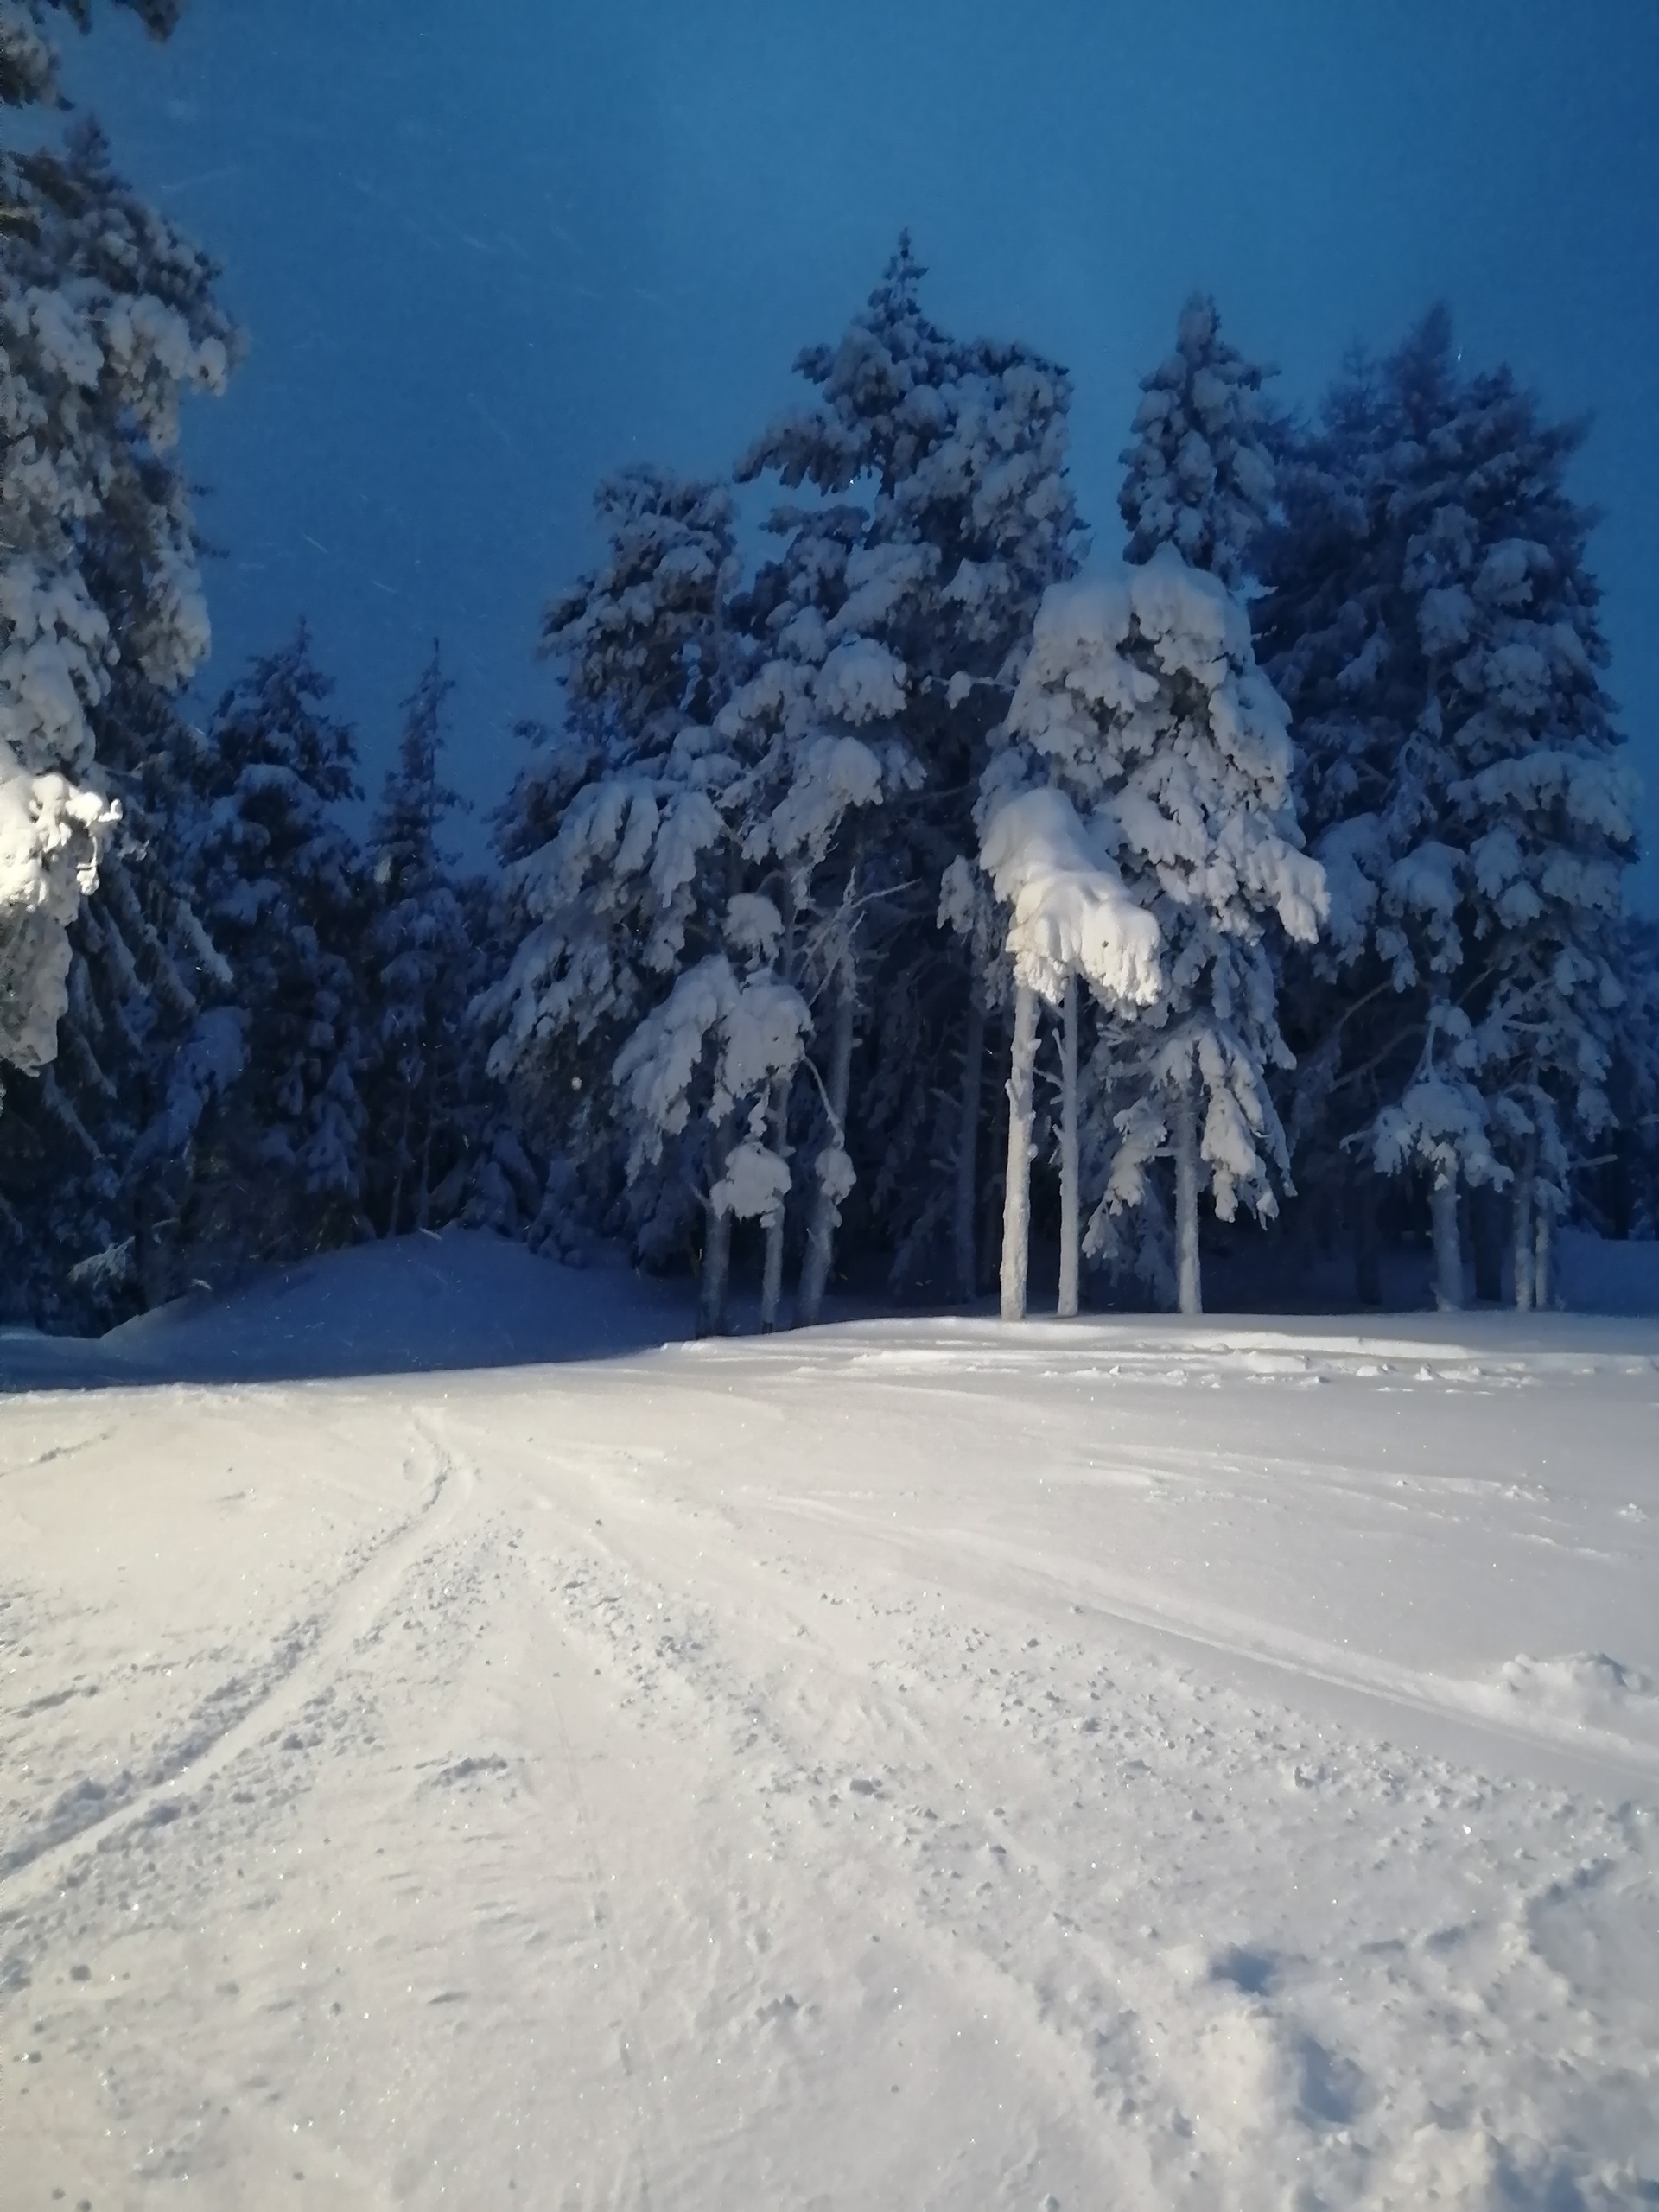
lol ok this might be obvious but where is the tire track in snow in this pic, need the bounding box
[0,1414,474,1913]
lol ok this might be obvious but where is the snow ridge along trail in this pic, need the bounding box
[2,1244,1657,2209]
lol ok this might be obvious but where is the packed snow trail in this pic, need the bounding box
[2,1243,1657,2208]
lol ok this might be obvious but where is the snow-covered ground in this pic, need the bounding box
[3,1238,1658,2209]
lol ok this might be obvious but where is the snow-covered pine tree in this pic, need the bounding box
[1258,311,1636,1308]
[1071,296,1305,1313]
[736,236,1082,1300]
[1119,293,1276,591]
[0,108,233,1077]
[993,554,1326,1318]
[364,645,475,1238]
[0,42,236,1314]
[1,1,177,111]
[0,666,238,1325]
[715,499,923,1326]
[163,626,371,1284]
[479,467,811,1330]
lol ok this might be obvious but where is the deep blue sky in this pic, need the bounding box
[64,1,1659,899]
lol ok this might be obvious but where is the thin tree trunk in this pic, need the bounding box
[387,1090,411,1239]
[952,988,985,1304]
[1432,1169,1463,1312]
[1471,1181,1502,1303]
[1534,1200,1553,1312]
[1353,1167,1382,1307]
[697,1117,734,1338]
[980,1009,1008,1294]
[1512,1147,1535,1312]
[1173,1062,1202,1318]
[416,1083,435,1233]
[798,948,855,1327]
[760,1071,791,1333]
[999,982,1040,1322]
[1057,975,1080,1319]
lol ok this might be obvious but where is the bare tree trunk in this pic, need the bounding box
[1432,1170,1463,1312]
[697,1117,734,1338]
[416,1083,435,1233]
[760,1071,791,1333]
[1512,1145,1535,1311]
[952,988,985,1304]
[1471,1181,1502,1302]
[798,949,856,1327]
[1353,1166,1382,1307]
[1057,975,1080,1319]
[386,1091,412,1240]
[999,982,1040,1322]
[980,1008,1008,1294]
[1173,1062,1202,1318]
[1534,1199,1554,1312]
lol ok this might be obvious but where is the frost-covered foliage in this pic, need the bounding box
[0,673,238,1326]
[481,469,736,1071]
[0,115,234,1086]
[0,32,237,1320]
[977,785,1162,1013]
[154,629,370,1285]
[1120,295,1276,590]
[11,192,1648,1329]
[737,235,1083,1294]
[363,645,478,1238]
[611,950,810,1211]
[477,467,748,1277]
[482,244,1083,1322]
[1259,308,1637,1304]
[0,1,177,111]
[994,552,1325,1306]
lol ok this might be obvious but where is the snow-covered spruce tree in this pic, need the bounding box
[1120,294,1276,591]
[161,626,371,1285]
[1058,291,1300,1314]
[1,1,177,110]
[714,502,917,1327]
[0,47,236,1313]
[363,645,476,1239]
[0,671,238,1324]
[1258,310,1636,1308]
[0,118,231,1082]
[478,467,814,1331]
[736,236,1082,1300]
[992,553,1326,1318]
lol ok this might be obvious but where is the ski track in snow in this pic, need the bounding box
[2,1274,1657,2209]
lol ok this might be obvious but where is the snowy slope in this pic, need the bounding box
[3,1237,1657,2208]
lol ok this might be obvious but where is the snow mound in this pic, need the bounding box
[1491,1652,1659,1742]
[1,1230,688,1390]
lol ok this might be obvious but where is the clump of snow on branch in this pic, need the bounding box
[978,785,1161,1012]
[995,550,1325,1234]
[611,954,810,1217]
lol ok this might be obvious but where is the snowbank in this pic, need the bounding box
[0,1230,687,1389]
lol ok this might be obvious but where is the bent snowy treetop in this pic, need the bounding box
[978,785,1162,1012]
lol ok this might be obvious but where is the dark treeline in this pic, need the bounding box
[3,10,1655,1332]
